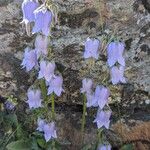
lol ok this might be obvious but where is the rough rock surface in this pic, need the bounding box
[0,0,150,149]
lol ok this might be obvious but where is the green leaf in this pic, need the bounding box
[16,124,25,139]
[37,138,46,149]
[6,140,31,150]
[55,141,62,150]
[121,144,134,150]
[5,114,18,127]
[81,144,92,150]
[31,137,40,150]
[32,131,43,138]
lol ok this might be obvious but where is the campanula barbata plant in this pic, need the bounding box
[81,34,126,148]
[20,0,61,148]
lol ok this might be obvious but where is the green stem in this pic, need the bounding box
[81,94,87,133]
[96,128,103,148]
[51,92,55,121]
[117,102,123,146]
[51,92,55,149]
[52,140,55,150]
[40,79,48,102]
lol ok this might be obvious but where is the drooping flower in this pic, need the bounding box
[94,86,110,109]
[27,89,42,109]
[35,34,49,58]
[86,93,98,107]
[21,0,39,36]
[93,109,111,129]
[110,66,126,85]
[38,61,55,82]
[21,47,38,72]
[97,144,111,150]
[80,78,93,94]
[107,41,125,67]
[47,76,64,96]
[43,122,57,142]
[84,37,100,59]
[32,5,53,36]
[37,118,46,132]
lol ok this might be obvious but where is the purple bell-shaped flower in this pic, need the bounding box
[32,5,53,36]
[21,0,39,36]
[21,47,38,72]
[93,109,111,129]
[38,61,55,82]
[94,86,110,109]
[35,34,49,58]
[110,66,126,85]
[47,75,64,96]
[27,89,42,109]
[84,38,100,59]
[43,122,57,142]
[107,41,125,67]
[80,78,93,94]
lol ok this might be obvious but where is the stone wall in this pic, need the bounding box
[0,0,150,149]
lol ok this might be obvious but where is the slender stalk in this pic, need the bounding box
[51,92,55,149]
[96,128,103,148]
[40,79,48,102]
[52,140,55,150]
[117,102,123,146]
[51,92,55,120]
[81,94,87,133]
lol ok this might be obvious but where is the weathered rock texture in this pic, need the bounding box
[0,0,150,149]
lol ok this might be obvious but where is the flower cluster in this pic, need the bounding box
[107,41,126,85]
[82,37,127,148]
[21,0,62,143]
[83,38,126,85]
[81,79,111,129]
[21,0,54,36]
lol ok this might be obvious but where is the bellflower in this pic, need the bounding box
[80,78,93,94]
[94,86,110,109]
[43,122,57,142]
[97,144,111,150]
[38,61,55,82]
[37,118,46,132]
[93,109,111,129]
[21,0,39,36]
[84,37,100,59]
[32,5,53,36]
[110,66,126,85]
[86,93,98,107]
[47,76,64,96]
[107,41,125,67]
[21,47,38,72]
[35,34,48,58]
[27,89,42,109]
